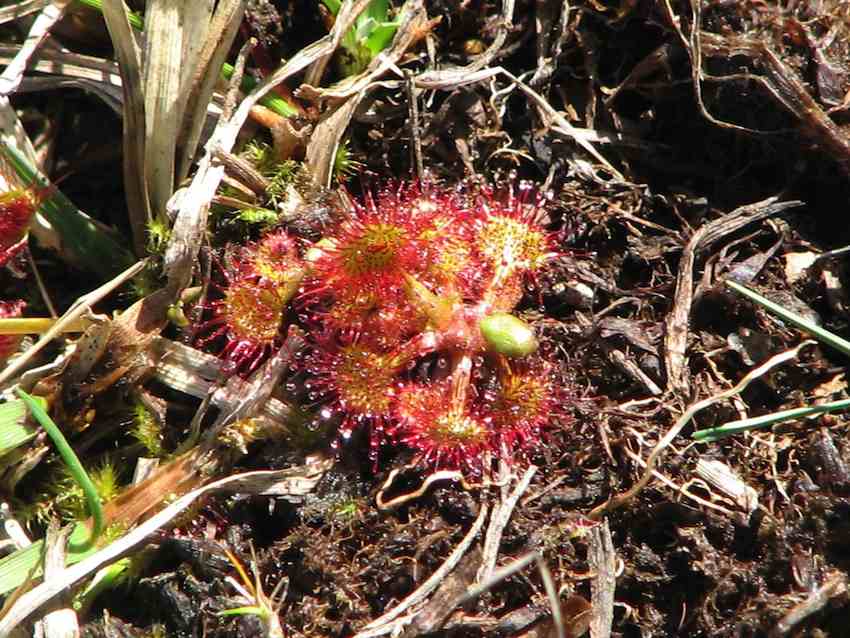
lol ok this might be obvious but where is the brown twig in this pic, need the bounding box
[405,70,424,180]
[589,340,815,520]
[663,196,803,396]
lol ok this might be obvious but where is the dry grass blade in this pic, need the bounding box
[176,0,244,182]
[0,0,51,24]
[37,523,78,638]
[142,0,188,218]
[0,464,329,635]
[0,0,71,96]
[178,1,213,98]
[305,92,364,188]
[202,335,303,441]
[163,32,342,294]
[101,0,149,256]
[476,465,536,583]
[0,45,121,84]
[0,45,123,114]
[161,38,251,296]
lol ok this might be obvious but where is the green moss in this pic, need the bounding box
[51,456,121,523]
[128,263,165,301]
[242,141,298,205]
[145,217,171,255]
[130,403,164,457]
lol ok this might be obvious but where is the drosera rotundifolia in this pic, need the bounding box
[194,180,574,473]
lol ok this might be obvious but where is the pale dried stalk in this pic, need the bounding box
[143,0,187,217]
[0,0,72,96]
[176,0,244,182]
[354,504,489,637]
[0,0,51,24]
[476,465,536,583]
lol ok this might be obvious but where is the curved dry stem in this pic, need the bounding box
[588,340,816,520]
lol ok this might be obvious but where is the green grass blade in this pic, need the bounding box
[0,398,42,456]
[693,397,850,443]
[0,523,100,596]
[1,143,136,279]
[220,63,300,117]
[218,606,267,617]
[76,0,143,29]
[726,281,850,357]
[321,0,342,15]
[15,388,103,552]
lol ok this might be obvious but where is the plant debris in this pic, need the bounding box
[2,0,850,636]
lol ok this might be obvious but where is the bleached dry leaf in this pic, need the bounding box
[143,0,186,217]
[101,0,149,256]
[0,0,71,96]
[0,46,121,86]
[695,458,759,515]
[178,1,214,99]
[0,46,225,124]
[176,0,244,182]
[785,252,817,284]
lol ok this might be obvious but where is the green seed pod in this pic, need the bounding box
[479,312,538,357]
